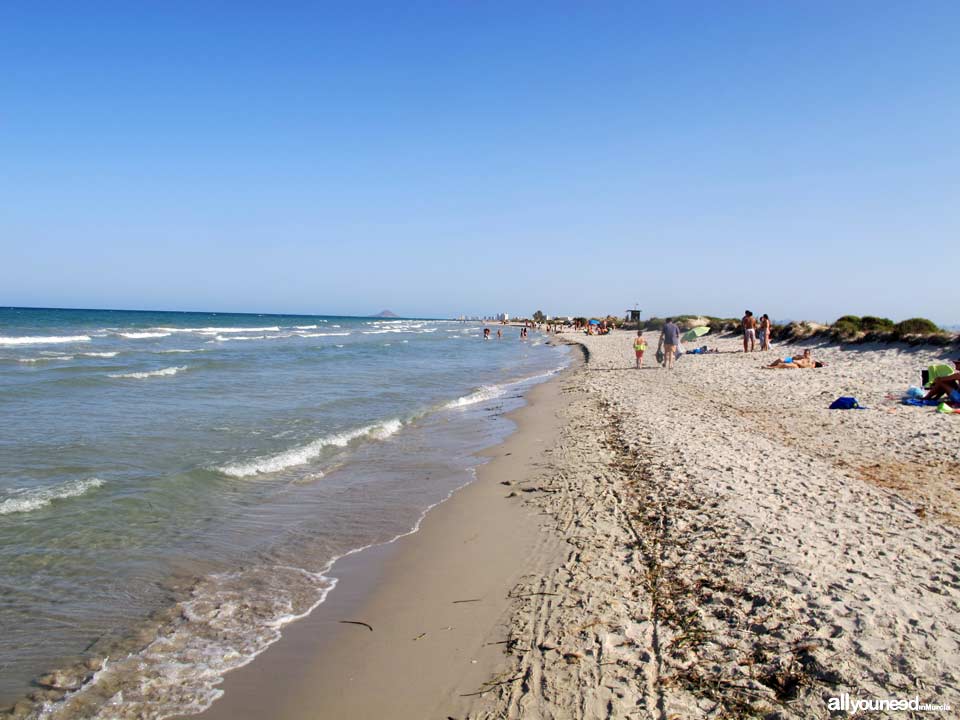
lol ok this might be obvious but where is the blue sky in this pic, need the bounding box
[2,2,957,323]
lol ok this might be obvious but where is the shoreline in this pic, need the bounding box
[193,330,960,718]
[187,348,582,720]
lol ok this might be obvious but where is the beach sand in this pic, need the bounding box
[466,331,960,718]
[192,330,960,719]
[188,355,579,720]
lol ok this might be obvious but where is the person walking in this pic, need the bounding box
[659,318,680,370]
[633,330,647,369]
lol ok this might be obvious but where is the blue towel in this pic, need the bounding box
[901,398,940,407]
[830,396,868,410]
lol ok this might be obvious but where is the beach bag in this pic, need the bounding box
[829,396,865,410]
[656,349,665,365]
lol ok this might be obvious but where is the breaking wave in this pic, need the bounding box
[0,335,90,346]
[108,366,187,379]
[0,478,105,515]
[216,419,403,478]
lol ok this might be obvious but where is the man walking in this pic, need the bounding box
[659,318,680,370]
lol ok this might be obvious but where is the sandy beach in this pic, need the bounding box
[182,329,960,719]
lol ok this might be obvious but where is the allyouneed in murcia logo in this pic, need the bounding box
[827,693,951,714]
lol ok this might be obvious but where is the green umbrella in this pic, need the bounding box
[681,326,710,343]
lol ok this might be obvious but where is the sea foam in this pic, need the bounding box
[0,335,91,346]
[217,419,403,478]
[0,478,105,515]
[109,366,187,379]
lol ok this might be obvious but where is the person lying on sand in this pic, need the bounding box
[924,359,960,401]
[765,349,824,369]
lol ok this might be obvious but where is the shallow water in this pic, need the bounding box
[0,307,568,717]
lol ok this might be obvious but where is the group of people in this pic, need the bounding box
[482,326,525,340]
[630,318,680,370]
[741,310,772,352]
[628,316,824,371]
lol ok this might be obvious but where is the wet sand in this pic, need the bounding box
[190,353,579,720]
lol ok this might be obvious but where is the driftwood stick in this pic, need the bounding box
[338,620,373,632]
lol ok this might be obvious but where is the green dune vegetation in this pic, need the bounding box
[616,313,954,346]
[787,315,951,344]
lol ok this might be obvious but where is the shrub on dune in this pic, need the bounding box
[894,317,942,337]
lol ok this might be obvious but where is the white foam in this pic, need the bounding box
[0,334,91,346]
[293,325,318,330]
[211,335,268,342]
[80,352,119,358]
[294,332,351,338]
[154,326,281,334]
[117,332,171,339]
[445,384,507,408]
[445,367,563,409]
[217,419,403,478]
[108,366,187,379]
[18,355,74,363]
[0,477,105,515]
[159,349,199,354]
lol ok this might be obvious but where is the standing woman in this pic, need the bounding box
[759,314,771,351]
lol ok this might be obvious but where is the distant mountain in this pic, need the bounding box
[372,310,399,318]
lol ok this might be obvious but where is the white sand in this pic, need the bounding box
[469,330,960,718]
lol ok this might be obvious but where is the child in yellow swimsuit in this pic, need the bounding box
[634,332,647,369]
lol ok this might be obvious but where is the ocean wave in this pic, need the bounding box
[445,367,563,409]
[80,352,119,358]
[216,419,403,478]
[0,477,105,515]
[153,326,281,334]
[19,355,74,363]
[294,332,351,338]
[293,325,318,330]
[117,332,172,339]
[0,334,91,346]
[159,349,202,354]
[210,335,268,342]
[33,563,336,720]
[108,366,187,379]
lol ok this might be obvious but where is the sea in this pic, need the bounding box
[0,307,569,719]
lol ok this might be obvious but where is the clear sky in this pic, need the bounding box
[2,2,958,323]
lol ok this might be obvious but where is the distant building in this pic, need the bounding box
[498,312,510,322]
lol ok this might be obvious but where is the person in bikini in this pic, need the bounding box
[758,313,771,351]
[766,349,823,369]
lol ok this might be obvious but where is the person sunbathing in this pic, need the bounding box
[924,359,960,401]
[766,349,823,369]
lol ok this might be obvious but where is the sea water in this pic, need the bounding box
[0,307,569,718]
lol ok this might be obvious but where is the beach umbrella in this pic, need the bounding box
[681,326,710,343]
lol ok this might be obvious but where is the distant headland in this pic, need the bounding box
[371,310,399,318]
